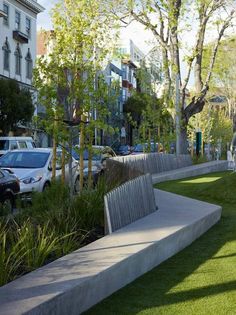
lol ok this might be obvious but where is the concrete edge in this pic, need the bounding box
[152,161,228,184]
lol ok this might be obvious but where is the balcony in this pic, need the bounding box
[0,10,7,18]
[13,31,28,44]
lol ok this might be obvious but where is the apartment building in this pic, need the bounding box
[0,0,44,88]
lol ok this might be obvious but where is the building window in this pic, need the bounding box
[122,65,127,80]
[14,44,22,75]
[3,3,9,25]
[2,38,11,71]
[26,17,31,37]
[25,49,33,79]
[128,67,132,83]
[122,89,127,102]
[15,11,21,30]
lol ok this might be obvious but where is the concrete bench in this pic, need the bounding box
[105,174,157,234]
[152,160,228,184]
[0,189,222,315]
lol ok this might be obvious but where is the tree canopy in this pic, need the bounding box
[203,35,236,130]
[35,0,119,190]
[108,0,236,152]
[0,79,34,135]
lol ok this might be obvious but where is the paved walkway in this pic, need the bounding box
[0,189,221,315]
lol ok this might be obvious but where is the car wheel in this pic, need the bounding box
[1,194,14,214]
[74,176,80,194]
[43,182,50,191]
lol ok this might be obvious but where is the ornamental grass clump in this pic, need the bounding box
[0,221,26,286]
[0,179,107,287]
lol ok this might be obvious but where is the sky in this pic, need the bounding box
[37,0,154,54]
[37,0,57,30]
[37,1,235,89]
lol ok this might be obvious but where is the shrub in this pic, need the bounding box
[192,155,208,164]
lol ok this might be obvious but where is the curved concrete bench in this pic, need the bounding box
[0,189,222,315]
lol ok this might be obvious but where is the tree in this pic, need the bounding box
[210,109,232,153]
[0,79,34,135]
[35,0,118,192]
[124,91,174,149]
[188,104,232,157]
[109,0,235,153]
[203,36,236,131]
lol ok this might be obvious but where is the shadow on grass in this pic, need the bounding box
[84,220,234,314]
[84,172,236,314]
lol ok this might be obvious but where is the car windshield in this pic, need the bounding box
[0,151,50,168]
[73,147,101,161]
[0,140,9,150]
[118,145,129,151]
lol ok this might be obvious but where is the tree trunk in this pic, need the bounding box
[79,114,86,191]
[52,113,58,181]
[61,143,66,184]
[233,114,236,133]
[68,126,73,197]
[52,136,57,181]
[88,131,93,189]
[179,124,188,154]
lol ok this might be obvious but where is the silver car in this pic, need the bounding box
[73,145,116,179]
[0,148,79,195]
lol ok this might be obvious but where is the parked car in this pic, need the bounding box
[131,143,159,155]
[115,145,131,156]
[0,137,36,157]
[73,145,116,181]
[0,148,79,196]
[0,168,20,212]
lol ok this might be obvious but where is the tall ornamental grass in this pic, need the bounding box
[0,179,106,286]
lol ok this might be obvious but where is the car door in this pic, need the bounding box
[0,170,16,200]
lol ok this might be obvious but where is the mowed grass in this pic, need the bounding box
[85,172,236,315]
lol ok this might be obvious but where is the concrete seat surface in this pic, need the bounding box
[152,160,228,184]
[0,189,221,315]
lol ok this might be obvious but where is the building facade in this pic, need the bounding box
[0,0,44,88]
[0,0,44,136]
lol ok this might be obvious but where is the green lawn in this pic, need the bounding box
[85,171,236,315]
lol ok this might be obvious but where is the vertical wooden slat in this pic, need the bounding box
[104,174,157,233]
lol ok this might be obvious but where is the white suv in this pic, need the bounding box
[0,148,79,195]
[0,137,36,157]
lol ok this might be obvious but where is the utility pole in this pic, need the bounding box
[175,73,181,156]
